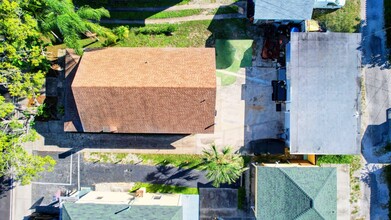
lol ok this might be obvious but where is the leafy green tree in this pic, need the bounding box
[0,0,47,98]
[22,0,116,54]
[0,0,55,185]
[201,145,247,187]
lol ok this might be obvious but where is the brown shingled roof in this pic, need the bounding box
[66,47,216,134]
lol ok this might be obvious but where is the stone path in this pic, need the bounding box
[101,13,246,24]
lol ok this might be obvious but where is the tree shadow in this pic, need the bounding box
[360,165,390,219]
[205,3,253,48]
[73,0,186,29]
[360,0,391,69]
[361,112,391,164]
[0,176,13,199]
[30,197,44,209]
[145,165,200,186]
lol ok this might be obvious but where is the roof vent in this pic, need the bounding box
[152,195,162,200]
[96,196,103,200]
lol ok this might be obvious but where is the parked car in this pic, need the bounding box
[250,138,287,156]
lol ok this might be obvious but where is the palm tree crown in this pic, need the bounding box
[202,145,247,187]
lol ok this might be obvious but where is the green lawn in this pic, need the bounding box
[130,182,199,194]
[74,0,191,8]
[109,6,239,20]
[215,39,253,86]
[114,18,251,47]
[317,155,357,165]
[137,154,203,169]
[317,155,361,174]
[110,9,203,20]
[312,0,361,33]
[83,152,204,169]
[47,18,251,53]
[209,5,239,15]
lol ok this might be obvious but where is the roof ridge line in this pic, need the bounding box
[277,168,313,219]
[293,208,325,220]
[313,168,336,200]
[311,168,337,218]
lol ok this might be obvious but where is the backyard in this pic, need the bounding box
[46,18,252,51]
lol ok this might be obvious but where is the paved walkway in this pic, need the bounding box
[101,13,246,24]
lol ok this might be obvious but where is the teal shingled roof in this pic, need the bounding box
[256,167,337,220]
[62,203,183,220]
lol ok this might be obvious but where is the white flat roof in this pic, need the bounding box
[77,191,181,206]
[287,32,362,154]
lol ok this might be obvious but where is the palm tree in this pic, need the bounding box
[28,0,116,54]
[201,145,247,188]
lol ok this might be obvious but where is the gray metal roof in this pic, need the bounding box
[254,0,315,21]
[287,32,362,155]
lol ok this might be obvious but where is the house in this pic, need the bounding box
[64,47,216,134]
[285,32,362,155]
[253,166,338,220]
[248,0,344,23]
[250,0,315,24]
[61,190,199,220]
[62,203,183,220]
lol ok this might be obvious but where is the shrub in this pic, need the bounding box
[113,26,129,40]
[133,25,177,35]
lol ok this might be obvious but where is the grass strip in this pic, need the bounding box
[130,182,198,194]
[109,9,203,20]
[74,0,191,8]
[115,19,251,47]
[137,154,203,169]
[47,18,250,52]
[209,5,239,15]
